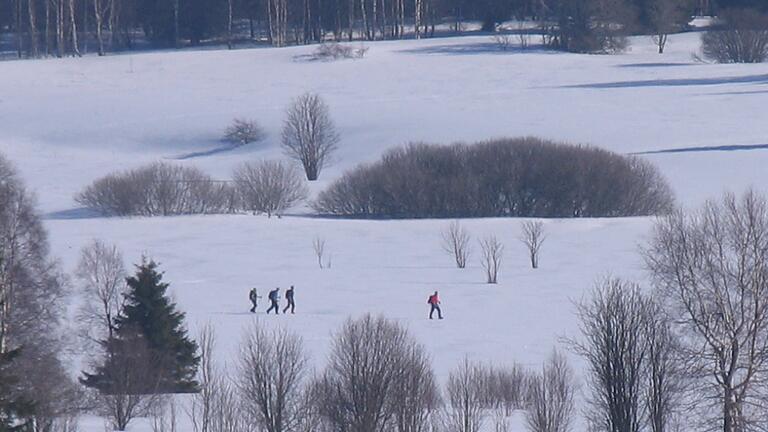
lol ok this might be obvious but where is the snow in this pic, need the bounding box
[1,31,767,430]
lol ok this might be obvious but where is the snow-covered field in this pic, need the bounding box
[1,31,767,430]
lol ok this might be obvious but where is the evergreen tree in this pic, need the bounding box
[82,259,199,394]
[0,349,35,432]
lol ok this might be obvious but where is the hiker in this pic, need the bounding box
[249,288,261,313]
[283,285,296,314]
[267,288,280,315]
[428,291,443,319]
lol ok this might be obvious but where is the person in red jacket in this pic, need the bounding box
[428,291,443,320]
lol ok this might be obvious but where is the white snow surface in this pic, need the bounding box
[1,31,767,431]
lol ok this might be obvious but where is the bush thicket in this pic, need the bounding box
[76,162,237,216]
[314,137,674,218]
[702,9,768,63]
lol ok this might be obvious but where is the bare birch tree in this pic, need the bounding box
[646,190,768,432]
[479,235,503,284]
[76,239,126,348]
[519,220,546,269]
[281,93,340,181]
[441,221,471,269]
[93,0,108,55]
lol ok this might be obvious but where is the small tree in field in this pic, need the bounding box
[479,236,503,284]
[281,93,340,181]
[525,350,576,432]
[233,160,308,218]
[647,0,689,54]
[441,221,471,269]
[76,240,127,346]
[223,119,266,147]
[519,221,546,269]
[238,325,308,432]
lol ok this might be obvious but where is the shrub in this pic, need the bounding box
[76,162,237,216]
[314,137,674,219]
[312,42,368,60]
[223,118,266,146]
[702,9,768,63]
[232,160,308,217]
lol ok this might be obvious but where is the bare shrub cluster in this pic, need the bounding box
[223,119,266,147]
[78,160,309,217]
[314,137,674,218]
[702,9,768,63]
[76,162,237,216]
[233,160,308,217]
[312,42,368,60]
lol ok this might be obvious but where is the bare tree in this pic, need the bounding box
[313,236,327,269]
[572,278,649,432]
[0,152,69,428]
[238,324,309,432]
[645,190,768,432]
[150,395,179,432]
[93,0,108,55]
[233,160,308,218]
[281,93,340,181]
[647,0,689,53]
[441,221,471,269]
[189,323,218,432]
[519,221,546,269]
[223,118,266,147]
[442,358,486,432]
[91,326,161,431]
[317,314,412,432]
[479,235,503,284]
[525,350,576,432]
[644,301,684,432]
[76,239,126,347]
[392,341,440,432]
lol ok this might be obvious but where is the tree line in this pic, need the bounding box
[1,0,766,58]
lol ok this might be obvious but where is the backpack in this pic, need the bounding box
[249,289,257,300]
[269,290,278,301]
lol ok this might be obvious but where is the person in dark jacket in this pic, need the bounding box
[267,288,280,315]
[249,288,261,313]
[283,285,296,314]
[428,291,443,319]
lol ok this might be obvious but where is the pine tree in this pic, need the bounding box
[0,349,35,432]
[82,259,199,394]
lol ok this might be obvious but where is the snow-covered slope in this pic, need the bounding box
[1,31,767,430]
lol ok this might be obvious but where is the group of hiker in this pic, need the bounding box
[249,286,296,315]
[248,287,443,320]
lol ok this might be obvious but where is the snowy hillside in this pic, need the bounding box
[1,31,767,430]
